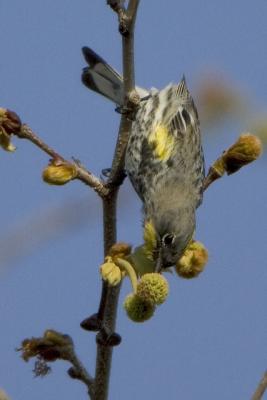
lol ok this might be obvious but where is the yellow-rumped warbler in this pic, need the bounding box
[82,47,205,271]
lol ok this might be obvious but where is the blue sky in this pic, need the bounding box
[0,1,266,399]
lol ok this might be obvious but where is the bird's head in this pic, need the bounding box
[143,206,195,271]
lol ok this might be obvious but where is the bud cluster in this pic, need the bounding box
[175,241,208,279]
[18,330,74,376]
[0,108,21,151]
[124,273,169,323]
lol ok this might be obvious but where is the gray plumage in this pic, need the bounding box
[125,80,204,268]
[82,47,205,270]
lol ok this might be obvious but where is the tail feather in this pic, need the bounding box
[81,46,149,105]
[82,46,124,105]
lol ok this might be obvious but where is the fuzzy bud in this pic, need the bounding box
[42,159,77,185]
[222,133,262,174]
[0,108,20,151]
[136,273,169,305]
[108,242,132,259]
[123,293,155,323]
[0,132,16,151]
[18,330,73,363]
[0,108,21,134]
[100,258,122,286]
[175,241,208,279]
[44,329,73,347]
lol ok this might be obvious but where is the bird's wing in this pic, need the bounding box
[160,77,200,138]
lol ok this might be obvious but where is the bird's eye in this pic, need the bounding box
[162,233,175,246]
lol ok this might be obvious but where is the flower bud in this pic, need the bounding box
[42,159,77,185]
[175,241,208,279]
[100,258,122,286]
[108,242,132,259]
[136,273,169,305]
[44,330,73,347]
[0,108,21,135]
[123,293,155,322]
[18,329,74,366]
[19,337,60,362]
[222,133,262,174]
[0,108,19,151]
[0,132,16,151]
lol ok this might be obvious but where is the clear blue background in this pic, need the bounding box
[0,1,266,399]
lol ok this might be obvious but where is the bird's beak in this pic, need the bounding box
[155,247,162,272]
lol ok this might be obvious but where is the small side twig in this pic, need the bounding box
[203,165,222,191]
[251,371,267,400]
[18,124,64,160]
[19,330,94,398]
[107,0,125,13]
[203,133,262,192]
[67,349,95,398]
[107,1,126,33]
[17,124,108,197]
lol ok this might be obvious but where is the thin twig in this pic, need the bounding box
[68,349,95,398]
[251,371,267,400]
[18,124,64,160]
[202,166,222,191]
[107,0,125,14]
[93,1,140,399]
[17,124,108,197]
[107,1,126,32]
[107,0,140,186]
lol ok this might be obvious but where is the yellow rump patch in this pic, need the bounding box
[148,124,175,161]
[143,220,157,260]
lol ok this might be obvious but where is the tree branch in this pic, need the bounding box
[18,329,95,397]
[92,1,140,399]
[17,124,108,197]
[9,1,140,398]
[107,0,140,187]
[251,371,267,400]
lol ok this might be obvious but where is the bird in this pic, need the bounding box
[81,46,205,271]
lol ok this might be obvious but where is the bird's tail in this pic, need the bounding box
[81,46,149,106]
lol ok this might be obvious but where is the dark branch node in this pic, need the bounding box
[119,19,130,36]
[107,169,127,188]
[80,314,102,332]
[68,366,81,380]
[96,327,122,347]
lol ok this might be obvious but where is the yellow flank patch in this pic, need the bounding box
[148,124,175,161]
[143,220,157,260]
